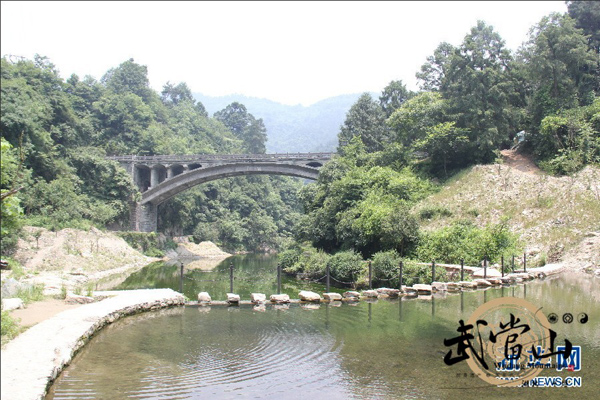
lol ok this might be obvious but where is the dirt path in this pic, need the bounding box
[500,148,541,174]
[8,299,83,328]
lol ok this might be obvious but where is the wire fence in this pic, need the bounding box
[176,253,531,294]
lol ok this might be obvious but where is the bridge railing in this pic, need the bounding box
[106,152,334,163]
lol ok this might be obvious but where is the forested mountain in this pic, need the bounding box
[0,58,304,254]
[194,92,372,153]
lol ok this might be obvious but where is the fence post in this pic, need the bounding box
[179,262,184,293]
[431,260,436,283]
[229,262,234,293]
[512,255,515,272]
[326,262,330,293]
[484,256,487,279]
[501,255,504,278]
[399,261,403,289]
[460,259,464,281]
[368,260,372,289]
[523,252,527,273]
[277,263,281,294]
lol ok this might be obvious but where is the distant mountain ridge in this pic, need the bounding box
[193,92,372,153]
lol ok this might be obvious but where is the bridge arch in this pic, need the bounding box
[110,153,333,232]
[141,162,320,206]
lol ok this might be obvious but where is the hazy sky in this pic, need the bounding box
[1,1,568,106]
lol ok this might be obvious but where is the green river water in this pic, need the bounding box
[46,255,599,399]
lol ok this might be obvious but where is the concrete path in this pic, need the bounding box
[0,289,185,400]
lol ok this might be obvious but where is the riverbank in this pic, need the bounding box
[0,289,185,400]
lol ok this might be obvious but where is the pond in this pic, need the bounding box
[46,270,599,399]
[109,254,345,301]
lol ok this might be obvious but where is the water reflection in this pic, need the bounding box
[48,273,600,400]
[113,254,345,301]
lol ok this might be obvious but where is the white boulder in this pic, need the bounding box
[198,292,211,303]
[250,293,266,303]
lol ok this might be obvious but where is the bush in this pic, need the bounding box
[1,309,21,344]
[327,250,365,284]
[371,250,402,285]
[419,205,453,220]
[280,243,330,278]
[416,220,521,266]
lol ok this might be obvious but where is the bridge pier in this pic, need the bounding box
[130,202,158,232]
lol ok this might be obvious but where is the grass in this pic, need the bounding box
[414,163,600,259]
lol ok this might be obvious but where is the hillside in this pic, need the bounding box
[414,153,600,271]
[194,92,374,153]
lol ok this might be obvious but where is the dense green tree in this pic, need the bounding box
[567,0,600,54]
[415,42,456,92]
[338,93,389,153]
[214,102,267,153]
[387,92,446,148]
[415,121,470,177]
[379,80,411,118]
[520,12,597,132]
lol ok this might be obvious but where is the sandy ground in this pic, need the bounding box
[8,299,83,328]
[2,233,231,335]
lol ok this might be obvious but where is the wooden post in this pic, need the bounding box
[179,262,184,293]
[399,261,403,289]
[431,260,436,283]
[326,262,330,293]
[460,259,464,281]
[229,262,234,293]
[277,263,282,294]
[483,256,487,277]
[501,255,504,277]
[512,255,515,272]
[368,260,372,289]
[523,252,527,273]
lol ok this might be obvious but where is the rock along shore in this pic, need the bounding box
[0,288,185,400]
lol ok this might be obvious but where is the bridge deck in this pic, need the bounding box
[107,152,333,164]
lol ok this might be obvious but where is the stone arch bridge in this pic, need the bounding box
[107,153,333,232]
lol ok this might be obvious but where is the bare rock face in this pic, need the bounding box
[227,293,240,304]
[361,290,378,298]
[270,294,290,304]
[299,290,321,302]
[64,294,95,304]
[323,292,342,301]
[197,292,211,303]
[250,293,266,304]
[1,298,24,311]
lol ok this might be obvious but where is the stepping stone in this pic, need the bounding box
[227,293,240,304]
[413,284,433,294]
[361,290,378,298]
[197,292,211,303]
[377,288,401,297]
[270,294,290,304]
[323,292,342,301]
[473,279,492,287]
[343,291,360,299]
[431,282,448,292]
[250,293,266,304]
[299,290,322,302]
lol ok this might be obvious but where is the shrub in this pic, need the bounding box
[327,250,365,284]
